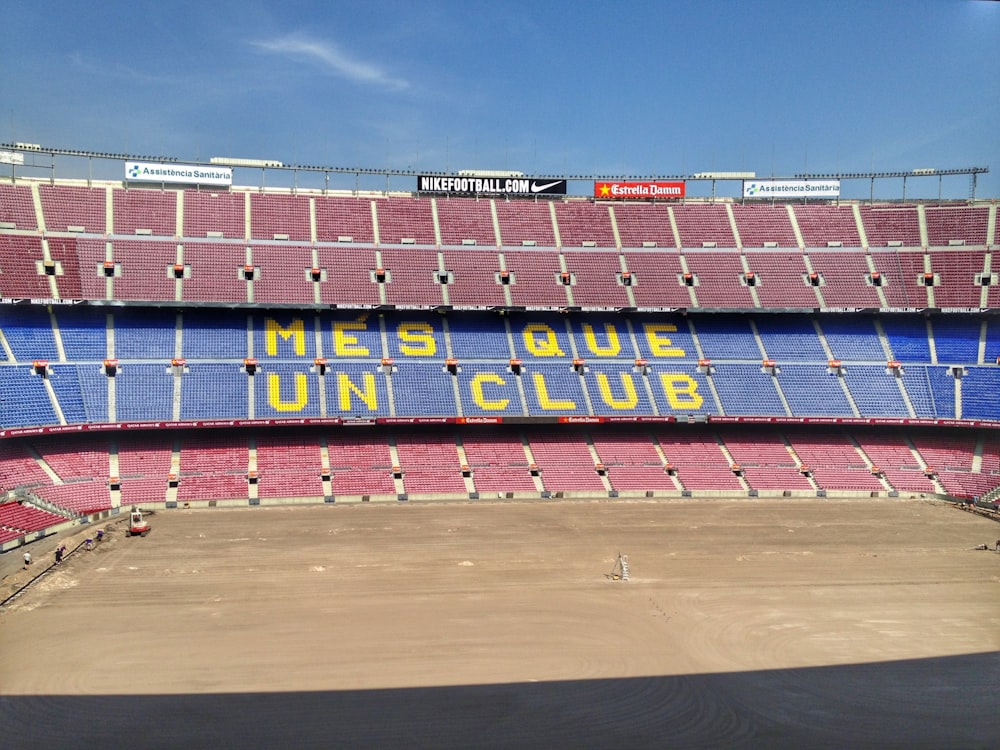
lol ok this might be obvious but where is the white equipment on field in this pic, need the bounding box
[610,553,630,581]
[127,507,150,537]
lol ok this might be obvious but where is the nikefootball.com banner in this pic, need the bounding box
[742,180,840,198]
[418,175,567,196]
[594,181,686,199]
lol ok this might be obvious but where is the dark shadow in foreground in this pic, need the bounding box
[4,651,998,750]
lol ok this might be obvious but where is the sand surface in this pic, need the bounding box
[1,498,998,749]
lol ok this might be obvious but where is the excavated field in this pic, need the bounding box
[1,497,998,749]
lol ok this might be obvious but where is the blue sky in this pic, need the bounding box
[2,0,998,199]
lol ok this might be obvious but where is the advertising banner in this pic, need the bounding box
[594,181,686,199]
[125,161,233,187]
[742,179,840,198]
[417,175,566,196]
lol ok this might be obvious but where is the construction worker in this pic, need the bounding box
[23,551,31,569]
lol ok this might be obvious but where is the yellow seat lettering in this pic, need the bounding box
[267,373,309,412]
[532,372,576,410]
[596,372,638,409]
[265,318,306,357]
[470,372,509,410]
[659,373,703,409]
[337,372,378,411]
[644,324,685,357]
[522,324,565,357]
[397,322,436,356]
[333,318,370,357]
[582,323,621,357]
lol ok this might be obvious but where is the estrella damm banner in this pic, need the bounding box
[594,181,686,199]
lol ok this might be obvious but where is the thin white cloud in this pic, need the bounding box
[250,34,409,91]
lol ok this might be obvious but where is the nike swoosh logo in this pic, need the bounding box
[530,180,562,193]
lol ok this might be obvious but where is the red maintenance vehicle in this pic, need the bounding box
[127,507,150,537]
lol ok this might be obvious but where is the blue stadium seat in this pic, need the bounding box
[384,316,446,361]
[984,319,1000,365]
[455,364,527,416]
[181,310,249,359]
[647,367,714,416]
[779,364,855,416]
[448,313,514,360]
[390,363,461,416]
[845,366,910,416]
[754,315,827,361]
[692,316,760,361]
[115,309,177,359]
[522,363,590,415]
[0,306,992,428]
[54,307,108,360]
[0,366,57,427]
[1,307,59,361]
[882,316,932,362]
[712,364,786,415]
[930,315,982,364]
[252,313,318,360]
[923,366,957,418]
[570,316,641,360]
[510,314,575,362]
[117,364,175,421]
[77,364,110,423]
[180,363,248,420]
[320,311,384,362]
[901,366,942,417]
[821,316,884,361]
[631,315,699,361]
[254,364,321,418]
[585,364,656,415]
[324,364,389,417]
[48,364,88,423]
[960,367,1000,419]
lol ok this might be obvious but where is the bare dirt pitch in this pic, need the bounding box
[1,497,998,749]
